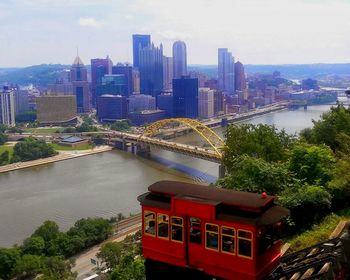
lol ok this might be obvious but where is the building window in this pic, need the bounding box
[205,223,219,251]
[157,214,169,239]
[144,211,155,236]
[189,217,202,244]
[171,217,183,242]
[221,226,235,254]
[238,230,253,259]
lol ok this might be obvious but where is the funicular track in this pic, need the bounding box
[268,238,343,280]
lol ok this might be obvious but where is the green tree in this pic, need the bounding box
[0,133,8,145]
[97,242,122,269]
[0,151,9,165]
[15,254,42,279]
[328,158,350,202]
[279,184,332,229]
[308,104,350,150]
[109,255,145,280]
[223,124,295,169]
[76,122,98,132]
[22,236,45,255]
[110,120,131,132]
[54,233,84,258]
[67,218,112,247]
[12,138,57,162]
[218,155,293,195]
[32,221,60,255]
[39,256,76,280]
[0,248,21,280]
[288,144,335,186]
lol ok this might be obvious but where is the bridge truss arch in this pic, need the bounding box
[139,118,225,158]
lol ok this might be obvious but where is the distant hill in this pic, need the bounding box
[189,63,350,80]
[0,64,70,87]
[1,63,349,87]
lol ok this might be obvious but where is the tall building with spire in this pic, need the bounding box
[132,34,151,68]
[139,43,164,97]
[91,56,113,107]
[70,56,90,113]
[218,48,235,94]
[172,41,187,79]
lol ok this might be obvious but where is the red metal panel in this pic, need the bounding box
[172,198,216,220]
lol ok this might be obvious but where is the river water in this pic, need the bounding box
[0,105,335,247]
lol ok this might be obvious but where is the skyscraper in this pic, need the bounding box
[139,43,164,97]
[96,75,127,97]
[132,34,151,68]
[234,61,247,92]
[0,86,15,126]
[198,88,215,118]
[91,57,113,107]
[218,48,235,94]
[112,64,133,96]
[163,56,173,91]
[70,56,90,113]
[96,95,128,122]
[173,41,187,79]
[173,76,198,118]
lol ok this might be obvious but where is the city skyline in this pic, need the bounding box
[1,0,350,67]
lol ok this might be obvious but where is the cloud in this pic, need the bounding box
[78,17,104,28]
[157,30,192,40]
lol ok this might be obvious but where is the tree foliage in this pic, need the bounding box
[0,150,9,166]
[218,155,293,195]
[302,104,350,150]
[223,124,295,169]
[12,138,57,162]
[109,120,131,132]
[0,248,21,280]
[97,242,122,269]
[0,133,8,145]
[288,144,335,186]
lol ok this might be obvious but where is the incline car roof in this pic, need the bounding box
[148,181,275,211]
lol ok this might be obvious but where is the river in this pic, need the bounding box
[0,104,335,247]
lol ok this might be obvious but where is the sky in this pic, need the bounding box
[0,0,350,67]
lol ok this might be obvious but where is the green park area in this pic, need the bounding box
[24,127,64,134]
[50,143,93,151]
[0,145,13,155]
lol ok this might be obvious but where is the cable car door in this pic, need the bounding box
[187,217,203,268]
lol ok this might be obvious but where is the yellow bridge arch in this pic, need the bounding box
[139,118,225,158]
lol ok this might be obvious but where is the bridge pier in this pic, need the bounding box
[131,144,136,154]
[218,164,226,179]
[136,143,151,157]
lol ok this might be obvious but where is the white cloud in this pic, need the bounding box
[78,17,104,28]
[157,30,192,40]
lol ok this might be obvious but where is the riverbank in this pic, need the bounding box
[0,145,112,173]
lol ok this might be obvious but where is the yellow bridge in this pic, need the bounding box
[105,118,225,164]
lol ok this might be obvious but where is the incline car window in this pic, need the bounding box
[171,217,183,242]
[189,217,201,244]
[238,230,253,258]
[157,214,169,239]
[206,223,219,251]
[222,226,235,254]
[144,211,155,236]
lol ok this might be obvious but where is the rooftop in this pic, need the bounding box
[148,180,275,212]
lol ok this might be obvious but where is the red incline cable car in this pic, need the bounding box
[138,181,290,280]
